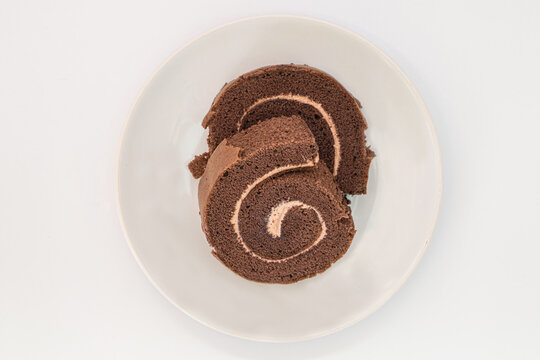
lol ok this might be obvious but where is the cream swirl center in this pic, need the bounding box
[266,200,325,239]
[230,158,327,263]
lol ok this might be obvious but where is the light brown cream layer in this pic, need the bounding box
[266,199,327,256]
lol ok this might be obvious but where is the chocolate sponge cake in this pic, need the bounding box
[193,64,374,194]
[198,116,356,283]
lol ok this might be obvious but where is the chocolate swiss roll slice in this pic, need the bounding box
[198,116,355,283]
[192,64,374,194]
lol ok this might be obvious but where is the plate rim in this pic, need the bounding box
[115,14,443,342]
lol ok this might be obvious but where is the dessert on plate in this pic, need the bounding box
[189,64,374,283]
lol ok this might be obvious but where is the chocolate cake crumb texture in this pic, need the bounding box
[188,152,209,179]
[198,116,356,284]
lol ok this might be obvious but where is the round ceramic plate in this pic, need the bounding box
[117,15,442,342]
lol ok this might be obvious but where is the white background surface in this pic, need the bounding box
[1,0,539,359]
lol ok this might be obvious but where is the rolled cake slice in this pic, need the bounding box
[194,64,374,194]
[198,116,355,284]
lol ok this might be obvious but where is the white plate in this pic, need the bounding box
[117,15,442,342]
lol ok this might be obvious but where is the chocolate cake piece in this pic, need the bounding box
[193,64,374,194]
[188,152,209,179]
[198,116,356,284]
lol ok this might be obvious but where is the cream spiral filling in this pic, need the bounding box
[237,94,341,176]
[230,158,327,263]
[266,200,326,252]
